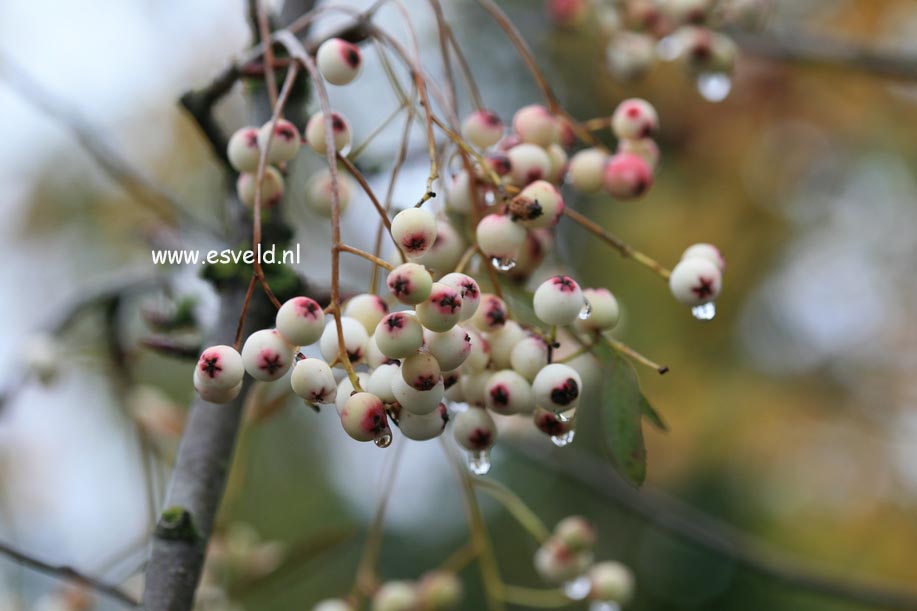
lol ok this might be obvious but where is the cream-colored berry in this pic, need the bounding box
[316,38,363,85]
[237,167,284,208]
[241,330,294,382]
[398,402,449,441]
[681,242,725,272]
[374,312,424,359]
[669,257,722,305]
[513,104,559,147]
[510,336,549,381]
[194,345,244,391]
[573,288,620,333]
[452,407,497,451]
[485,369,535,415]
[401,351,442,391]
[340,392,388,442]
[476,214,526,263]
[533,363,582,413]
[290,357,337,404]
[343,294,389,334]
[611,98,659,140]
[305,169,354,216]
[507,143,551,186]
[306,112,352,155]
[486,320,526,370]
[588,561,634,603]
[257,118,301,164]
[227,126,261,173]
[462,110,504,149]
[391,373,444,415]
[568,148,609,193]
[509,180,564,229]
[425,326,472,371]
[387,262,433,305]
[276,296,325,346]
[319,317,369,364]
[416,282,463,332]
[391,208,438,258]
[534,275,585,326]
[439,273,481,321]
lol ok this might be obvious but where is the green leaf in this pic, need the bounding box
[600,349,648,487]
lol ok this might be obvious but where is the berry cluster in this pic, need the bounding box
[197,81,726,469]
[314,570,462,611]
[226,37,363,212]
[546,0,770,100]
[533,516,634,607]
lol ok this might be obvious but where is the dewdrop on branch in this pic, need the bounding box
[305,112,352,155]
[316,37,363,86]
[240,330,294,382]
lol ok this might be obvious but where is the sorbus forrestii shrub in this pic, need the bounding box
[176,2,745,607]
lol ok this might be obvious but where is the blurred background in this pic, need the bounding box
[1,0,916,609]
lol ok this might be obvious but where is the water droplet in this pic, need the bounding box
[491,257,517,272]
[564,575,592,600]
[589,602,622,611]
[578,298,593,320]
[483,190,497,205]
[696,73,732,102]
[691,301,716,321]
[467,450,491,475]
[373,427,393,448]
[551,429,576,447]
[556,409,576,423]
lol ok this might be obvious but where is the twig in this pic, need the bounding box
[0,541,138,608]
[562,207,672,280]
[730,27,917,83]
[508,440,917,611]
[0,55,216,235]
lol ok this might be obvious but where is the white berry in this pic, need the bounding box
[257,118,301,164]
[237,167,284,208]
[486,320,526,370]
[485,369,535,415]
[343,294,389,334]
[510,180,564,229]
[475,214,526,263]
[241,329,295,382]
[305,169,354,216]
[416,282,463,332]
[340,392,389,442]
[227,126,261,173]
[319,317,369,364]
[276,296,325,346]
[533,363,582,413]
[306,112,352,155]
[290,357,336,404]
[401,351,442,391]
[611,98,659,140]
[462,110,504,149]
[681,242,725,272]
[316,38,363,86]
[669,257,722,306]
[439,273,480,321]
[374,311,425,359]
[507,143,551,186]
[398,402,449,441]
[512,104,558,147]
[425,326,472,371]
[391,208,437,258]
[387,262,433,305]
[391,373,444,415]
[568,148,608,194]
[588,561,634,603]
[573,288,620,333]
[452,407,497,451]
[194,345,244,391]
[471,294,508,332]
[367,362,401,404]
[534,275,585,326]
[510,336,549,381]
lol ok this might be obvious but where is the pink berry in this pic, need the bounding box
[194,345,244,391]
[462,110,505,149]
[340,392,389,442]
[374,312,424,359]
[256,118,301,164]
[240,329,295,382]
[305,112,352,155]
[603,152,653,200]
[618,137,660,169]
[547,0,589,27]
[512,104,559,147]
[391,208,438,258]
[611,98,659,140]
[485,152,512,177]
[316,38,363,85]
[276,296,325,346]
[387,262,433,305]
[416,282,463,332]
